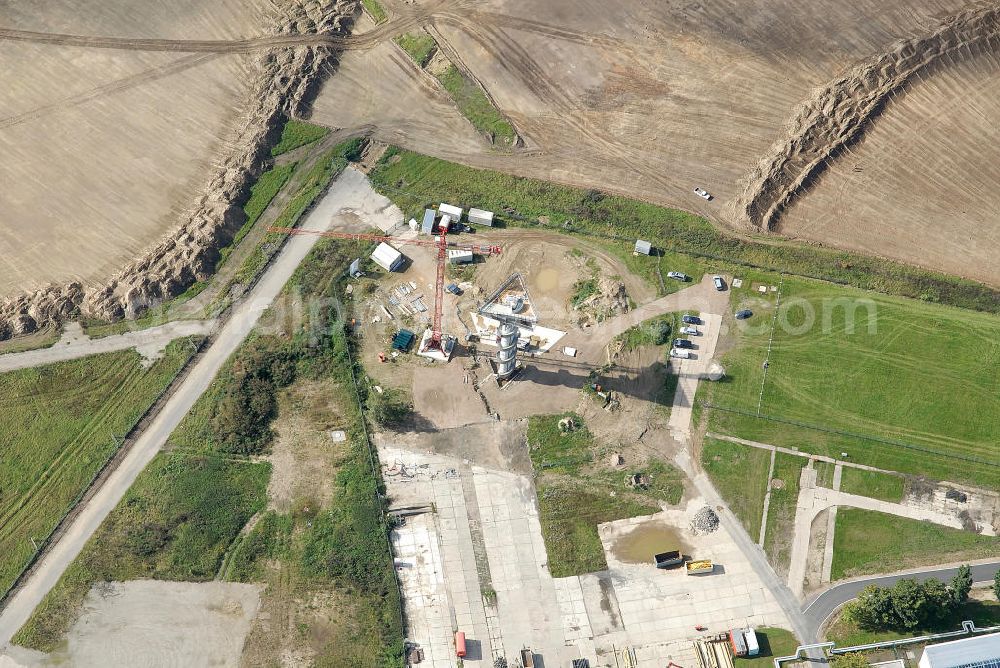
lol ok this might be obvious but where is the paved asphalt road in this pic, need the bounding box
[802,561,1000,636]
[0,170,371,646]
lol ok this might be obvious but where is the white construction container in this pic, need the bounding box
[447,249,474,264]
[468,208,494,226]
[371,242,404,272]
[421,209,436,235]
[744,629,759,657]
[439,203,463,221]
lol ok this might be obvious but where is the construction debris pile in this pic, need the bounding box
[690,506,721,534]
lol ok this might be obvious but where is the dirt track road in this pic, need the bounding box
[0,320,215,373]
[0,168,380,647]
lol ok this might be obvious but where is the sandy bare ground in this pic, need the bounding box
[311,0,999,285]
[0,0,266,295]
[0,580,262,668]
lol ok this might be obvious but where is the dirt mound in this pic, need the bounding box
[0,0,355,339]
[574,276,630,326]
[729,3,1000,231]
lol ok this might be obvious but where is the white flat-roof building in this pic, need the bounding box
[371,242,405,272]
[634,239,652,255]
[468,208,494,226]
[918,632,1000,668]
[439,203,463,220]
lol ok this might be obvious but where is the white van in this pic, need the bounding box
[669,348,691,359]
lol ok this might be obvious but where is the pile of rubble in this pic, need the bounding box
[690,506,720,534]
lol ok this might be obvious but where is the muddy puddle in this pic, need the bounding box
[610,521,690,565]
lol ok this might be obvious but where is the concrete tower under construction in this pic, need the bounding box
[496,320,520,380]
[478,273,538,383]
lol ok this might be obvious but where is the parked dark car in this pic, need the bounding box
[673,338,694,349]
[735,309,753,320]
[681,314,702,325]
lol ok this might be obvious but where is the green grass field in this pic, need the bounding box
[271,119,329,157]
[734,628,800,667]
[394,32,437,68]
[763,454,807,575]
[527,413,683,576]
[831,509,1000,580]
[361,0,387,24]
[16,238,402,663]
[536,481,658,577]
[368,150,999,313]
[0,343,195,598]
[840,468,905,503]
[434,65,517,146]
[701,438,771,539]
[703,277,1000,488]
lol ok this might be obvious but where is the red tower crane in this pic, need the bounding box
[267,225,502,352]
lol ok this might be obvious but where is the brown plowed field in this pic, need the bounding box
[0,0,263,295]
[311,0,999,285]
[778,50,1000,285]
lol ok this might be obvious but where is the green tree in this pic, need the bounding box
[890,579,932,629]
[923,578,955,623]
[832,652,871,668]
[993,569,1000,602]
[848,584,896,629]
[950,564,973,606]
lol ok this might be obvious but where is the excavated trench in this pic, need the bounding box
[0,0,357,340]
[729,2,1000,232]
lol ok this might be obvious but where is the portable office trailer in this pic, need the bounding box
[371,242,404,272]
[439,203,463,220]
[448,249,474,264]
[468,208,494,226]
[744,628,759,657]
[421,208,436,235]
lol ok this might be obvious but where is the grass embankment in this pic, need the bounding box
[216,161,297,269]
[394,32,437,68]
[435,65,517,146]
[701,438,771,539]
[392,38,516,146]
[233,138,364,286]
[763,454,807,576]
[527,413,683,577]
[734,627,800,667]
[271,119,330,157]
[830,509,1000,580]
[702,278,1000,489]
[16,239,403,665]
[0,343,195,598]
[368,150,1000,313]
[826,599,1000,646]
[840,468,905,503]
[361,0,387,24]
